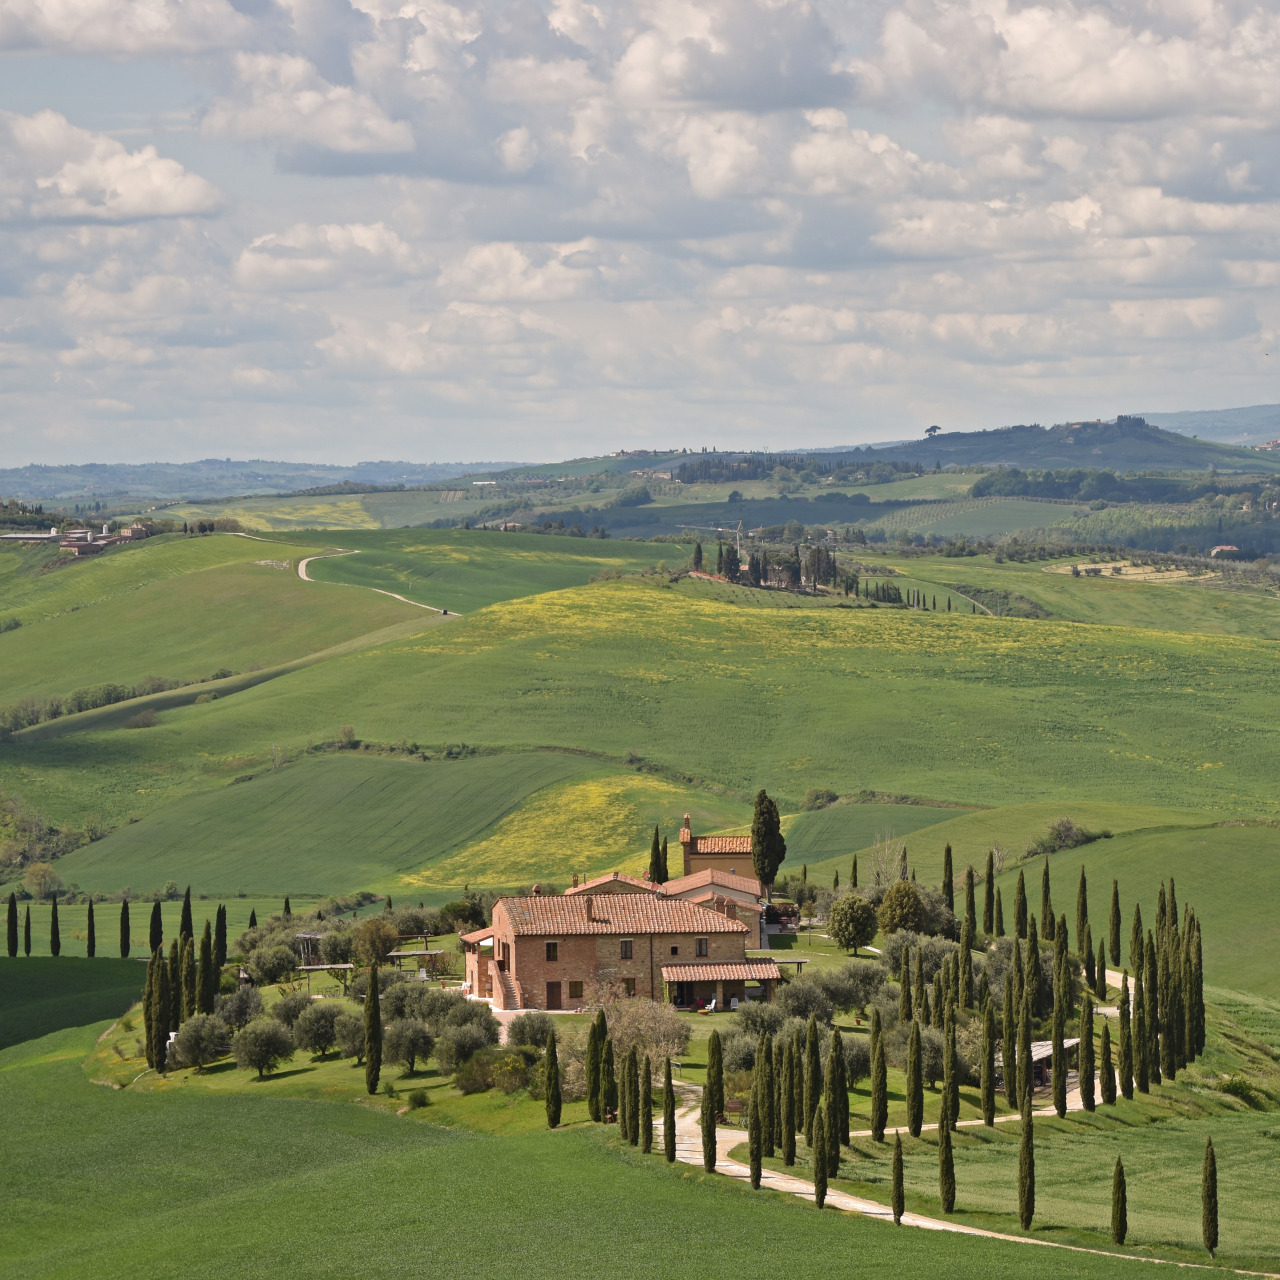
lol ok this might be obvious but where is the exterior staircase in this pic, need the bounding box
[489,960,522,1010]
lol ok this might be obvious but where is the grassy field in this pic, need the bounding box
[0,958,143,1049]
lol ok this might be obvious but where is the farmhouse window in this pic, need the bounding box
[695,938,709,957]
[620,939,634,960]
[546,941,558,961]
[623,978,636,996]
[670,945,679,956]
[568,981,584,1000]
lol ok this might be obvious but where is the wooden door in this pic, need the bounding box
[546,981,562,1010]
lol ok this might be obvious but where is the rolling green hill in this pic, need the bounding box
[0,958,143,1050]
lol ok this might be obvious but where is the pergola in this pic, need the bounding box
[298,962,355,995]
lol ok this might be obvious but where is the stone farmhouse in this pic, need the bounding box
[679,813,753,877]
[461,887,780,1012]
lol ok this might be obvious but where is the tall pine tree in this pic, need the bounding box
[1051,981,1067,1118]
[749,790,786,892]
[179,887,193,942]
[640,1053,652,1153]
[983,850,995,934]
[23,905,30,956]
[1018,1090,1035,1229]
[1202,1135,1218,1258]
[1118,971,1134,1099]
[1079,995,1095,1112]
[663,1059,676,1161]
[782,1042,797,1165]
[1112,1156,1127,1244]
[545,1031,562,1129]
[86,901,96,958]
[1014,870,1028,939]
[1100,1018,1116,1106]
[198,920,216,1014]
[119,899,130,959]
[707,1029,725,1121]
[963,868,977,945]
[938,1087,955,1212]
[700,1084,716,1173]
[50,899,60,957]
[1002,980,1018,1107]
[748,1093,762,1190]
[149,900,163,953]
[980,998,996,1125]
[803,1015,821,1143]
[941,844,954,914]
[7,892,17,957]
[1109,880,1122,966]
[647,826,663,884]
[1040,857,1054,941]
[906,1020,923,1137]
[214,905,227,967]
[995,887,1005,937]
[364,965,382,1095]
[892,1134,904,1225]
[1076,866,1089,957]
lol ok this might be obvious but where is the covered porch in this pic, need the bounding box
[661,960,782,1011]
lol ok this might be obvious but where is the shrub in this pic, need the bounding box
[877,881,927,935]
[384,1018,435,1073]
[123,709,158,729]
[455,1048,498,1094]
[348,967,407,1001]
[604,997,691,1064]
[436,1023,491,1072]
[1025,817,1108,857]
[270,992,312,1028]
[335,1011,366,1063]
[776,978,834,1024]
[802,788,838,811]
[494,1047,539,1093]
[383,984,463,1026]
[507,1010,555,1048]
[247,945,298,985]
[719,1030,757,1073]
[170,1014,229,1071]
[813,958,886,1014]
[352,917,399,966]
[734,1001,786,1037]
[443,999,501,1044]
[407,1088,429,1109]
[232,1018,296,1078]
[293,1001,341,1057]
[216,985,262,1030]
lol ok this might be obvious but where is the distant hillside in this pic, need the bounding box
[0,458,520,502]
[1141,404,1280,448]
[862,417,1280,473]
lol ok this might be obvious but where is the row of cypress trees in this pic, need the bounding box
[5,889,230,963]
[580,1009,675,1156]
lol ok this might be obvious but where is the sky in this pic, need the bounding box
[0,0,1278,465]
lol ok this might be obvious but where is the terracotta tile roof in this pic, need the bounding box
[497,893,748,937]
[688,836,752,854]
[660,961,782,982]
[662,868,762,897]
[459,926,493,945]
[679,889,763,915]
[564,872,657,896]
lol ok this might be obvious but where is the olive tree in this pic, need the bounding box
[384,1019,435,1074]
[293,1001,341,1058]
[170,1014,229,1072]
[232,1018,296,1079]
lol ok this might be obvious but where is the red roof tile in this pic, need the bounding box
[564,872,656,896]
[688,836,752,854]
[459,926,493,945]
[660,961,781,982]
[497,893,747,937]
[662,868,762,897]
[679,890,763,915]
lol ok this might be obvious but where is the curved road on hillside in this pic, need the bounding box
[295,549,453,615]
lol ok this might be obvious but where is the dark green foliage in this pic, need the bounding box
[782,1043,797,1165]
[118,900,129,959]
[180,937,196,1021]
[283,896,292,918]
[899,956,913,1022]
[983,850,994,934]
[142,952,155,1067]
[1202,1135,1218,1257]
[943,1005,958,1128]
[981,999,996,1125]
[179,887,193,942]
[364,965,382,1095]
[49,900,60,957]
[149,901,162,954]
[963,867,977,943]
[1051,983,1066,1118]
[152,954,171,1072]
[811,1107,828,1209]
[852,854,858,889]
[700,1086,716,1173]
[1014,870,1028,939]
[1129,901,1143,974]
[1080,996,1095,1112]
[803,1014,821,1143]
[870,1030,887,1143]
[7,892,18,958]
[618,1044,630,1138]
[938,1087,955,1213]
[23,906,30,957]
[1040,858,1054,941]
[248,908,257,929]
[663,1059,676,1161]
[640,1054,652,1153]
[906,1020,923,1138]
[1109,881,1122,966]
[1192,922,1206,1057]
[827,1028,848,1147]
[1145,931,1161,1086]
[748,1093,762,1190]
[198,921,216,1015]
[758,1033,775,1157]
[1017,989,1032,1109]
[214,905,227,968]
[750,789,786,888]
[1117,972,1133,1099]
[1082,921,1095,992]
[648,826,665,885]
[1112,1157,1127,1245]
[586,1009,604,1120]
[1134,967,1149,1093]
[1076,866,1089,957]
[1002,979,1017,1107]
[1095,938,1107,1001]
[994,887,1005,937]
[1018,1092,1035,1230]
[773,1037,784,1150]
[624,1046,640,1144]
[942,844,954,914]
[86,902,95,959]
[603,1038,617,1119]
[707,1029,725,1120]
[892,1134,904,1225]
[1100,1019,1116,1106]
[959,920,974,1008]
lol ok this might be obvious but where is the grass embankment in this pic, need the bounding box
[0,957,143,1050]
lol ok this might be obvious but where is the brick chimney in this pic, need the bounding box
[572,873,579,888]
[532,883,542,896]
[679,813,694,876]
[584,895,594,922]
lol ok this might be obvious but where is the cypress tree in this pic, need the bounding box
[944,1004,959,1127]
[641,1053,652,1152]
[1129,901,1143,974]
[995,887,1005,937]
[23,905,30,956]
[942,844,954,914]
[585,1015,600,1121]
[1076,866,1088,957]
[1080,995,1096,1111]
[1040,857,1054,941]
[50,899,60,957]
[913,948,925,1015]
[1145,931,1161,1085]
[1100,1018,1116,1105]
[700,1083,716,1173]
[760,1033,775,1157]
[663,1058,676,1161]
[1202,1135,1218,1258]
[1096,938,1108,1002]
[1112,1156,1127,1245]
[1109,880,1122,966]
[142,951,156,1066]
[618,1044,631,1138]
[1118,971,1133,1099]
[284,895,292,918]
[707,1029,725,1121]
[1014,869,1027,939]
[773,1036,785,1151]
[959,919,974,1008]
[871,1034,887,1143]
[1082,921,1095,993]
[149,900,162,953]
[1051,982,1066,1118]
[603,1037,618,1120]
[906,1019,923,1137]
[1182,938,1195,1067]
[1018,1090,1035,1230]
[981,998,996,1125]
[214,905,227,968]
[748,1093,762,1189]
[803,1015,821,1143]
[1002,979,1017,1107]
[179,887,193,942]
[545,1031,562,1128]
[938,1086,955,1212]
[892,1134,905,1224]
[1134,967,1149,1093]
[7,892,18,957]
[626,1046,640,1144]
[812,1107,827,1208]
[180,936,196,1021]
[648,826,663,884]
[782,1042,797,1164]
[1025,915,1043,1016]
[1017,988,1032,1108]
[119,899,130,959]
[248,908,257,928]
[978,968,990,1011]
[963,865,977,939]
[364,965,382,1095]
[927,979,938,1030]
[852,854,858,888]
[899,955,913,1022]
[153,954,172,1072]
[1156,882,1167,945]
[828,1028,849,1146]
[983,850,995,934]
[1053,912,1069,1014]
[86,901,95,958]
[1192,922,1205,1057]
[792,1026,805,1122]
[198,921,216,1013]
